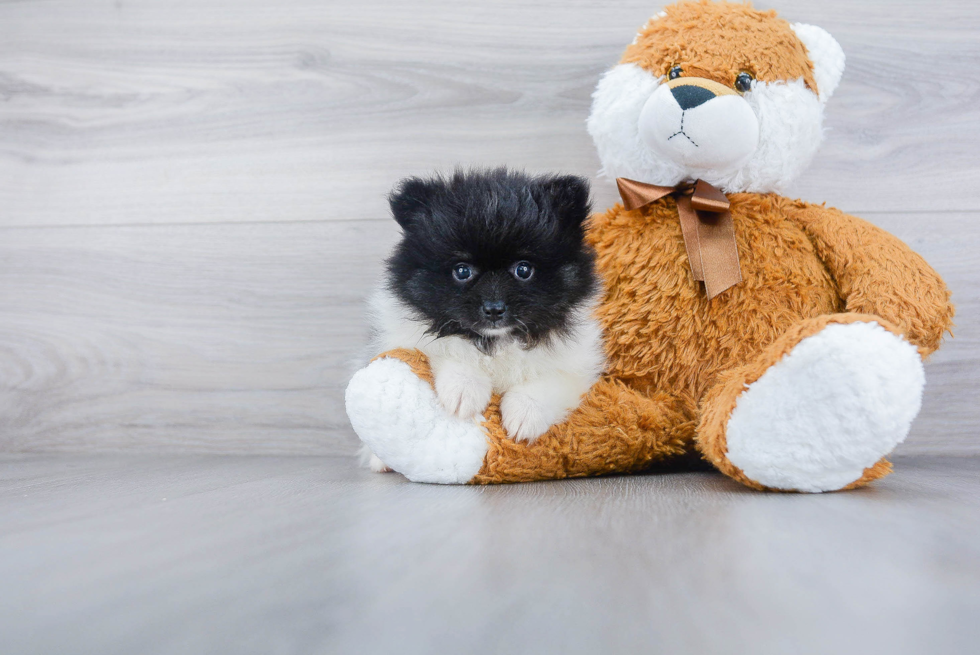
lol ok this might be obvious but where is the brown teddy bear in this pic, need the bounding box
[345,0,953,492]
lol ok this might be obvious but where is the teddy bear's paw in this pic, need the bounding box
[345,357,489,484]
[500,391,555,443]
[724,320,925,492]
[433,366,493,420]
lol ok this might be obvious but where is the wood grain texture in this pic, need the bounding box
[1,454,978,655]
[0,220,398,453]
[0,211,975,455]
[1,0,979,226]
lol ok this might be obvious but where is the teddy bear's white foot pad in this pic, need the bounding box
[345,357,489,484]
[725,321,925,492]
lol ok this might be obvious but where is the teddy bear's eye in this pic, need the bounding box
[734,72,754,93]
[668,65,683,80]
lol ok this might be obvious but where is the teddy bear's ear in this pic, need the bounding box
[388,177,441,230]
[539,174,592,228]
[791,23,846,103]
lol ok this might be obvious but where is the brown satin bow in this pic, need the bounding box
[616,177,742,300]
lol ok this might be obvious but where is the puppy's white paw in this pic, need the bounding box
[358,444,393,473]
[368,453,393,473]
[500,391,553,443]
[435,368,492,419]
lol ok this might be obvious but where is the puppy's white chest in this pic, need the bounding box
[471,340,540,392]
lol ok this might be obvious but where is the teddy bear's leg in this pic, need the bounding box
[696,314,925,492]
[346,349,696,484]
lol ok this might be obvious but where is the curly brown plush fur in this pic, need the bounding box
[623,0,819,93]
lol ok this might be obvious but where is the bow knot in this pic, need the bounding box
[616,177,742,300]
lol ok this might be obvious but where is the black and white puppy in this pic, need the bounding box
[364,169,606,470]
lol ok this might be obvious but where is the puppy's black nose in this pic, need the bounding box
[671,84,716,110]
[482,300,507,321]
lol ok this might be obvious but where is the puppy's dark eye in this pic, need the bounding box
[734,72,754,93]
[452,263,473,282]
[668,65,683,80]
[512,261,534,281]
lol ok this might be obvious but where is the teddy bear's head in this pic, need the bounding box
[587,1,845,193]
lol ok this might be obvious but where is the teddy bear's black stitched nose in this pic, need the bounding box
[671,84,716,110]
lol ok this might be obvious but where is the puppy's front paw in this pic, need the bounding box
[500,391,553,443]
[435,369,492,419]
[358,444,393,473]
[368,453,393,473]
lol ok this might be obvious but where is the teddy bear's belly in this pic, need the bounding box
[592,201,842,402]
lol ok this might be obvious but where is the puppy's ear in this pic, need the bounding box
[388,177,441,230]
[540,175,592,228]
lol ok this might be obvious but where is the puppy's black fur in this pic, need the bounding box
[386,168,598,353]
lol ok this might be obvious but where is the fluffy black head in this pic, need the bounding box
[386,168,598,352]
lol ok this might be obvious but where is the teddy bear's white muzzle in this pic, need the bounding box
[638,81,760,171]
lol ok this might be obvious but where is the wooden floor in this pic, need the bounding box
[0,454,978,655]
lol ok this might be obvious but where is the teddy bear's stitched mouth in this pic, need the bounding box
[667,111,699,147]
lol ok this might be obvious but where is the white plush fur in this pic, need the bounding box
[346,358,489,484]
[367,287,605,444]
[587,63,827,193]
[725,322,925,493]
[639,85,759,170]
[791,23,846,102]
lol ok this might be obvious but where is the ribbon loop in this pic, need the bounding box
[616,178,674,211]
[691,179,730,213]
[616,177,742,300]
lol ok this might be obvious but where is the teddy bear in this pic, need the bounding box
[345,0,953,492]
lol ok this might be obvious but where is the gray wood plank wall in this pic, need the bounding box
[1,0,977,455]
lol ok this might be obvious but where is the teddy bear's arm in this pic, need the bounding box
[788,203,954,356]
[347,349,697,484]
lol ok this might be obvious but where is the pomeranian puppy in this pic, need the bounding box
[362,168,606,471]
